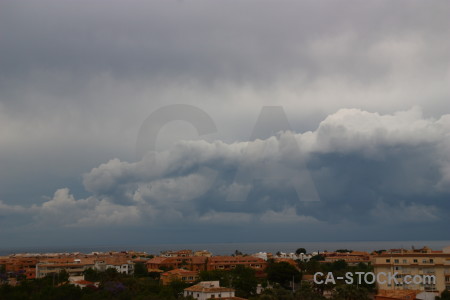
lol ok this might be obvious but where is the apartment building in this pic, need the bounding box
[206,256,267,271]
[161,250,194,257]
[322,251,371,265]
[36,262,94,278]
[160,268,199,285]
[372,246,450,294]
[0,256,38,279]
[147,256,208,272]
[36,256,135,278]
[374,290,419,300]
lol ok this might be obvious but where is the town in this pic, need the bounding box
[1,245,449,300]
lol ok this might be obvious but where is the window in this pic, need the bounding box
[423,260,427,263]
[211,295,215,298]
[394,259,399,263]
[413,259,418,263]
[403,259,407,264]
[386,259,391,263]
[430,259,434,263]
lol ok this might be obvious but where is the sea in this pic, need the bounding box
[1,240,449,256]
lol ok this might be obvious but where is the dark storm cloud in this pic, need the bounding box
[1,0,449,85]
[1,108,449,242]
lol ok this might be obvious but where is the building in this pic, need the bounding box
[272,258,299,269]
[321,251,371,266]
[93,259,134,275]
[206,256,267,272]
[372,246,450,295]
[161,268,199,285]
[194,250,213,257]
[251,252,269,261]
[183,281,236,300]
[36,256,135,278]
[161,250,193,258]
[36,262,93,278]
[0,256,38,279]
[374,289,419,300]
[274,252,313,261]
[147,256,208,272]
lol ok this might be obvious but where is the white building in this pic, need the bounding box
[184,281,235,300]
[93,260,134,275]
[252,251,313,262]
[252,252,268,261]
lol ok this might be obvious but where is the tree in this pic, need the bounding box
[303,260,321,275]
[437,290,450,300]
[309,255,325,262]
[199,269,232,287]
[84,268,101,282]
[260,287,294,300]
[295,248,307,255]
[134,262,148,277]
[266,262,300,288]
[294,282,327,300]
[231,265,258,298]
[332,285,369,300]
[335,249,353,253]
[169,279,189,297]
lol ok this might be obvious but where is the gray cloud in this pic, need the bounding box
[1,108,449,243]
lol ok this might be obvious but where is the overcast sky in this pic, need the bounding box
[1,0,449,248]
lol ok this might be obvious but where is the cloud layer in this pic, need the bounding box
[1,107,449,243]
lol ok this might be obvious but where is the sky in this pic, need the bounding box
[0,0,449,248]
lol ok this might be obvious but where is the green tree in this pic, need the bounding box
[309,255,325,262]
[437,290,450,300]
[332,285,369,300]
[335,249,353,253]
[134,262,149,277]
[266,262,300,288]
[169,279,189,298]
[83,268,101,282]
[295,248,307,255]
[199,269,232,287]
[260,287,294,300]
[294,282,326,300]
[231,265,258,298]
[303,260,321,275]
